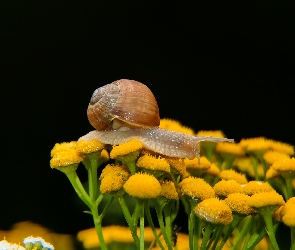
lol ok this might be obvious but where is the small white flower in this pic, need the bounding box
[23,236,54,250]
[0,240,25,250]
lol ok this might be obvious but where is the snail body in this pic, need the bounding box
[79,79,234,160]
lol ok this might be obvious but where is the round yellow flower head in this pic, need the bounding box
[184,156,211,170]
[281,203,295,227]
[165,157,186,176]
[269,140,294,155]
[100,164,129,180]
[239,137,271,152]
[286,197,295,205]
[159,118,194,135]
[76,140,105,154]
[136,154,170,173]
[218,169,248,184]
[100,175,126,194]
[110,139,143,159]
[178,177,215,201]
[213,180,243,198]
[263,150,290,165]
[265,167,280,179]
[273,205,285,221]
[196,130,225,138]
[50,149,84,170]
[271,158,295,173]
[194,198,233,225]
[123,172,161,199]
[205,163,220,177]
[233,157,264,178]
[242,181,274,195]
[51,141,77,157]
[225,193,256,215]
[159,180,179,200]
[248,191,285,209]
[216,142,245,156]
[99,164,130,194]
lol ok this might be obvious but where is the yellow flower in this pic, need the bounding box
[213,180,243,198]
[78,226,160,249]
[271,158,295,172]
[205,163,220,177]
[225,193,256,215]
[136,154,170,173]
[159,118,194,135]
[242,181,274,195]
[196,130,225,138]
[165,157,186,176]
[50,149,84,170]
[50,141,77,157]
[265,167,280,179]
[248,191,285,209]
[273,205,284,221]
[194,198,233,225]
[196,130,226,162]
[100,164,129,180]
[123,173,161,199]
[287,197,295,205]
[218,169,248,184]
[239,137,271,152]
[269,140,294,155]
[76,140,105,154]
[110,139,143,159]
[178,177,215,201]
[184,156,211,176]
[159,180,179,200]
[233,157,264,178]
[281,203,295,227]
[99,164,130,194]
[216,142,245,156]
[263,150,290,165]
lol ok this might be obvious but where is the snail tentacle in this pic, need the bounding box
[78,128,234,160]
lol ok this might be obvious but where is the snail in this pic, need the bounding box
[79,79,234,160]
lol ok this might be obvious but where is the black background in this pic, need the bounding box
[1,0,295,236]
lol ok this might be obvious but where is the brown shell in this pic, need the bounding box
[87,79,160,130]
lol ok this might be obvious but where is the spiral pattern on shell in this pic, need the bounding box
[87,79,160,131]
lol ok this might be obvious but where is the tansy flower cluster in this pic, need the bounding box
[50,118,295,250]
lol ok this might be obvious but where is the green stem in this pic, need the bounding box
[210,224,224,250]
[164,205,172,241]
[200,223,215,250]
[155,203,173,250]
[291,227,295,250]
[245,229,266,250]
[145,201,165,250]
[91,206,107,250]
[245,215,265,250]
[140,204,145,250]
[95,193,104,207]
[250,155,259,181]
[261,213,280,250]
[231,215,253,250]
[117,196,140,249]
[258,156,268,178]
[242,215,257,250]
[99,196,114,220]
[66,171,91,208]
[126,160,137,175]
[283,174,294,200]
[216,214,245,250]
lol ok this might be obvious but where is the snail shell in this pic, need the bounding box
[80,79,234,160]
[87,79,160,131]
